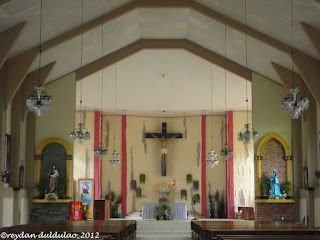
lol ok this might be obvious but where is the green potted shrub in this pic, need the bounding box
[194,193,200,204]
[140,174,146,184]
[160,203,172,220]
[136,187,142,198]
[259,176,270,198]
[34,179,46,199]
[214,190,220,202]
[208,194,214,218]
[186,174,192,184]
[80,193,90,220]
[280,180,291,198]
[155,207,161,220]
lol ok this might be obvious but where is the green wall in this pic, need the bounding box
[252,72,292,153]
[35,73,76,151]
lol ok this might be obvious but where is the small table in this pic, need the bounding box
[142,203,187,220]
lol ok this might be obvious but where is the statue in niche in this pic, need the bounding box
[49,166,59,193]
[269,170,282,198]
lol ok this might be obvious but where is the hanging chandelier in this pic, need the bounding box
[70,0,90,145]
[206,66,219,168]
[238,1,258,145]
[206,150,218,168]
[281,86,309,119]
[26,85,51,116]
[238,124,258,145]
[220,25,233,160]
[109,65,120,166]
[71,123,90,144]
[109,149,121,166]
[220,144,233,160]
[26,0,52,116]
[281,1,309,119]
[94,20,108,159]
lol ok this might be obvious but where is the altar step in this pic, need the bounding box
[136,220,191,239]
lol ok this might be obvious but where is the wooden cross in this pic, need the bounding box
[146,122,182,176]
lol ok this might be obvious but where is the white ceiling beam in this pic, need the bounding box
[0,22,26,69]
[0,47,38,110]
[300,22,320,57]
[76,39,255,82]
[0,0,11,6]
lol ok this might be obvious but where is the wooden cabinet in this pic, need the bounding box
[93,200,110,220]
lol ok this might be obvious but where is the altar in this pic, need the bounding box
[142,203,187,220]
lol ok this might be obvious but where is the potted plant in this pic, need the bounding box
[136,187,142,198]
[194,193,200,204]
[140,174,146,184]
[214,190,220,202]
[186,174,192,184]
[58,179,67,199]
[259,176,270,199]
[208,194,214,218]
[160,203,172,220]
[34,179,46,199]
[105,191,122,218]
[155,206,161,220]
[80,193,90,220]
[280,180,291,198]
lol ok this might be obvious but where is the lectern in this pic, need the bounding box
[93,200,110,220]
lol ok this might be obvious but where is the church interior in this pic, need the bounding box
[0,0,320,239]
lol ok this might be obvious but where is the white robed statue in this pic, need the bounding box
[269,170,282,198]
[49,166,59,193]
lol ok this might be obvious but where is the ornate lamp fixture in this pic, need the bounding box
[238,0,258,145]
[94,19,108,159]
[206,66,219,168]
[70,0,90,145]
[206,150,218,168]
[220,25,233,160]
[109,65,120,166]
[26,0,52,116]
[281,1,308,119]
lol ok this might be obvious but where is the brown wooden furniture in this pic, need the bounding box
[238,207,254,220]
[191,221,320,240]
[0,220,136,240]
[159,197,167,202]
[94,199,110,220]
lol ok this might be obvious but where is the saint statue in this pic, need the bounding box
[151,134,176,176]
[269,170,282,198]
[49,166,59,193]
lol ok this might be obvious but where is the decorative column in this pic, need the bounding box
[286,155,293,196]
[255,156,262,196]
[93,111,100,200]
[121,115,127,216]
[201,115,207,216]
[227,111,234,218]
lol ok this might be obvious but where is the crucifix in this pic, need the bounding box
[146,122,182,176]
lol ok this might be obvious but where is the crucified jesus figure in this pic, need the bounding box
[151,134,177,176]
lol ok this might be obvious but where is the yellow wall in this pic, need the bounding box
[101,115,122,199]
[252,72,292,152]
[72,113,254,215]
[35,72,76,151]
[126,116,203,213]
[73,111,95,181]
[233,111,255,208]
[206,116,226,197]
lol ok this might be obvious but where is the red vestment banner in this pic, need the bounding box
[70,201,83,220]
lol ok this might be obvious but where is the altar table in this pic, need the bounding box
[142,203,187,220]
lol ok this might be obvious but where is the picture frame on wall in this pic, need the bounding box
[78,178,94,218]
[78,178,94,204]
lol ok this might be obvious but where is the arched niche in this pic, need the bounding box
[255,133,292,196]
[34,137,72,198]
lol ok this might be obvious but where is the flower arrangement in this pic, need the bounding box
[46,193,57,201]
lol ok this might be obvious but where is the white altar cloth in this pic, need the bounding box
[142,203,187,220]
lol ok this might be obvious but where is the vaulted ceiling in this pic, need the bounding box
[1,0,319,116]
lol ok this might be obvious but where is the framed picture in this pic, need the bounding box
[78,178,94,204]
